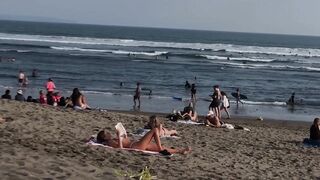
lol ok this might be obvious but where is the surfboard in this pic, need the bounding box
[172,96,183,101]
[231,92,247,99]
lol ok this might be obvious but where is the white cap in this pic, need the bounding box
[17,89,23,94]
[207,110,214,116]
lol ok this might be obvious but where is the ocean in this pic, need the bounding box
[0,20,319,121]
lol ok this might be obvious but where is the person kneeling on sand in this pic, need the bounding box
[96,123,191,154]
[145,115,178,137]
[70,88,91,110]
[310,118,320,141]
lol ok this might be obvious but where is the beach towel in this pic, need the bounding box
[87,135,172,156]
[221,123,250,131]
[177,120,204,125]
[133,128,180,139]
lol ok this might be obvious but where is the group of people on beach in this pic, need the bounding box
[2,71,91,110]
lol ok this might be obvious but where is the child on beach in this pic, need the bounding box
[39,90,47,104]
[96,122,191,154]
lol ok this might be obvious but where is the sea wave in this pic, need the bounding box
[242,100,287,106]
[211,61,320,72]
[2,32,320,57]
[201,55,275,62]
[51,46,167,56]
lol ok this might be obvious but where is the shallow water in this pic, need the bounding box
[0,20,319,121]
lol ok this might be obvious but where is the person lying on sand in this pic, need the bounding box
[144,115,178,137]
[97,123,191,154]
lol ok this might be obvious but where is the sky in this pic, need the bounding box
[1,0,320,36]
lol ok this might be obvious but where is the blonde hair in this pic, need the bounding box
[148,115,161,128]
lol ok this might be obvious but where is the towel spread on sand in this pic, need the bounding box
[303,138,320,147]
[177,120,204,125]
[133,128,180,139]
[87,135,173,155]
[221,123,250,131]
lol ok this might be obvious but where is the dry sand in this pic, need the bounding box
[0,99,319,179]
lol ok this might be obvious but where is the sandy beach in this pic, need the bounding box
[0,99,319,179]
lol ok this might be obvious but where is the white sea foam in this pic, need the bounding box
[2,32,320,58]
[51,46,167,56]
[111,50,167,56]
[201,55,274,62]
[242,100,287,106]
[211,61,320,72]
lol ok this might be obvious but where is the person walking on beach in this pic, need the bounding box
[46,78,56,93]
[133,82,141,108]
[220,91,231,119]
[209,85,221,118]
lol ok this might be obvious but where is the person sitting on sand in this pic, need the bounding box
[310,118,320,141]
[180,102,198,122]
[15,89,25,101]
[145,115,178,137]
[1,89,12,100]
[70,88,90,110]
[205,110,222,127]
[96,123,191,154]
[39,90,47,104]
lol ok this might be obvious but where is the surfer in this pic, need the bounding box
[133,82,141,108]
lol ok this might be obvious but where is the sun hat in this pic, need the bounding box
[17,89,23,94]
[207,110,214,116]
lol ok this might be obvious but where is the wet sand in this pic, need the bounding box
[0,99,319,179]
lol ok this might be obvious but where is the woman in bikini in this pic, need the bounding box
[145,115,178,137]
[96,122,191,154]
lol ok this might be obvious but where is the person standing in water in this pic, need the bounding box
[236,88,243,107]
[191,84,197,102]
[185,81,191,89]
[18,70,27,86]
[287,92,295,105]
[133,82,141,108]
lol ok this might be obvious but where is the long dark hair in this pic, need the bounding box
[71,88,81,105]
[96,130,106,144]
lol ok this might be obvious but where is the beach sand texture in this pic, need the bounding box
[0,99,319,179]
